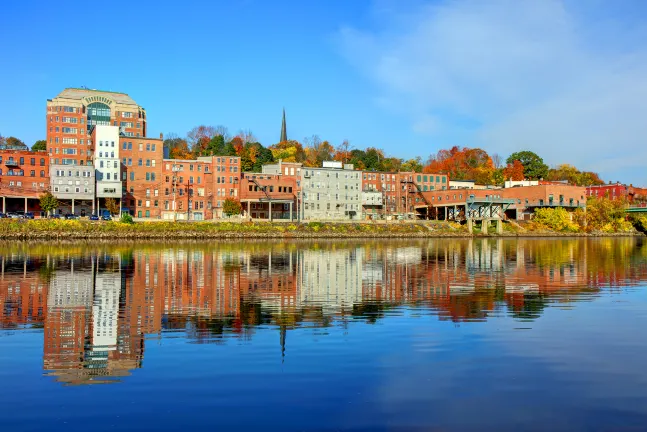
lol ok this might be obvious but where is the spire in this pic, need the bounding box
[280,108,287,142]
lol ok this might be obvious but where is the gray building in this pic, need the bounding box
[50,164,96,215]
[300,161,362,221]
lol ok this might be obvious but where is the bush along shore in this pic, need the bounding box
[0,217,644,240]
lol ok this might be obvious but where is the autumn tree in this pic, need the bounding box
[334,140,352,164]
[506,151,548,180]
[304,135,335,167]
[32,140,47,151]
[401,157,423,173]
[165,134,192,159]
[546,164,604,186]
[105,198,120,215]
[223,198,242,217]
[187,125,218,153]
[424,146,495,184]
[2,136,27,149]
[269,140,306,163]
[503,160,525,181]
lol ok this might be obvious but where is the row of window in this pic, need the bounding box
[304,170,360,179]
[5,181,46,188]
[49,137,87,145]
[126,172,157,182]
[53,186,91,194]
[122,142,157,152]
[54,170,93,178]
[247,185,294,193]
[50,116,86,125]
[304,203,359,211]
[0,157,46,166]
[303,192,360,201]
[417,175,446,183]
[0,169,46,177]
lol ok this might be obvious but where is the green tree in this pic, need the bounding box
[39,192,58,216]
[506,151,549,180]
[32,140,47,151]
[223,198,242,217]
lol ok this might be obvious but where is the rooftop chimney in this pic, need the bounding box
[160,133,163,140]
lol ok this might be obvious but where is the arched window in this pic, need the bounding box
[87,102,111,129]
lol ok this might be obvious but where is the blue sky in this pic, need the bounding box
[1,0,646,185]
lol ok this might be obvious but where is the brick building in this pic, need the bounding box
[198,155,241,218]
[160,158,212,220]
[47,88,147,166]
[121,135,164,218]
[361,171,448,219]
[586,183,647,203]
[0,149,49,215]
[239,172,297,220]
[421,184,586,220]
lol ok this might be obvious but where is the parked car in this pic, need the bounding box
[89,214,100,221]
[101,214,112,221]
[49,214,61,219]
[24,212,34,220]
[7,212,22,219]
[64,214,79,220]
[0,213,7,219]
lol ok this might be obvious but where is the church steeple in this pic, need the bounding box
[280,108,287,142]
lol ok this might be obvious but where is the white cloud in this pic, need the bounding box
[337,0,647,184]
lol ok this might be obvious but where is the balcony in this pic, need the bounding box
[5,159,20,167]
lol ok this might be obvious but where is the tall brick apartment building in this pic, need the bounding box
[46,88,147,166]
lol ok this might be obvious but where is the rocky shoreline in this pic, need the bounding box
[0,219,643,240]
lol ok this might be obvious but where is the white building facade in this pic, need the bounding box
[300,161,362,221]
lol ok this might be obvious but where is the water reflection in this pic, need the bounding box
[1,238,646,386]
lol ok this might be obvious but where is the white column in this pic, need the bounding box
[24,197,28,213]
[72,198,75,215]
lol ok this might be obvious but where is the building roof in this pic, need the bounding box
[53,88,139,106]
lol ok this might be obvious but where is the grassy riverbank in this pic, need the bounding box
[0,219,643,240]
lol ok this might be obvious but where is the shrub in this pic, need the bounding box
[584,196,627,231]
[532,207,579,232]
[632,215,647,234]
[120,213,134,224]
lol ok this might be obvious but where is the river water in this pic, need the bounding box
[1,238,646,431]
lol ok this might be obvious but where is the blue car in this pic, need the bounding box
[89,214,100,221]
[24,212,34,219]
[101,215,112,221]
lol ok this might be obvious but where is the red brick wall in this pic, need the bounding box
[121,137,164,218]
[0,150,50,199]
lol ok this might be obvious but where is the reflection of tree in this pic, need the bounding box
[510,293,548,320]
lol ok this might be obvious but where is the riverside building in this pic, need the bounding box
[300,161,362,221]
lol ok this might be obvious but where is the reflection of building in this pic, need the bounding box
[0,256,48,328]
[298,248,363,312]
[44,260,94,378]
[3,238,647,387]
[86,268,121,369]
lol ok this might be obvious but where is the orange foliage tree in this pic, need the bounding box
[423,146,495,184]
[503,160,525,181]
